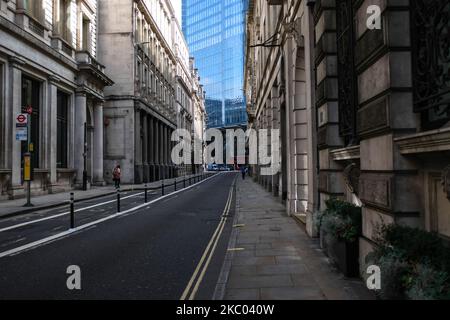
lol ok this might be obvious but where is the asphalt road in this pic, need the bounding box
[0,172,237,300]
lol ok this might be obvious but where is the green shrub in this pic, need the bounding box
[406,264,450,300]
[368,224,450,300]
[317,198,362,243]
[378,224,450,272]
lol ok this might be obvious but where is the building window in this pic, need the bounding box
[57,90,69,168]
[24,0,44,22]
[21,76,41,169]
[56,0,71,42]
[411,0,450,130]
[82,16,91,52]
[336,0,358,146]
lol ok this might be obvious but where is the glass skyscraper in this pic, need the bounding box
[182,0,247,128]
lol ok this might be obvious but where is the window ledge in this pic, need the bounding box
[330,145,360,161]
[395,127,450,155]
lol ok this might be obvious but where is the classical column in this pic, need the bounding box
[47,76,59,190]
[169,128,173,178]
[74,91,87,188]
[162,124,167,179]
[142,113,148,183]
[271,86,281,197]
[283,37,296,216]
[148,116,154,181]
[134,109,142,183]
[93,102,105,186]
[8,57,25,198]
[154,119,159,180]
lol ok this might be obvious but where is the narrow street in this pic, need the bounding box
[0,173,236,300]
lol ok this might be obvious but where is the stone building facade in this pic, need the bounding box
[0,0,113,199]
[190,57,206,174]
[245,0,318,236]
[245,0,450,273]
[173,17,192,176]
[98,0,179,184]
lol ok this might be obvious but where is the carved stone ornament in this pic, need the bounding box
[442,165,450,199]
[343,163,360,195]
[283,18,303,46]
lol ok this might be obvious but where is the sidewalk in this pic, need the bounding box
[0,174,204,220]
[215,177,375,300]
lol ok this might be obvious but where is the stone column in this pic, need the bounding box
[8,57,25,198]
[142,113,148,183]
[93,102,105,186]
[304,6,319,237]
[154,119,160,180]
[74,91,87,188]
[283,37,295,216]
[162,124,167,179]
[47,77,59,191]
[134,109,142,183]
[148,116,154,181]
[271,86,280,197]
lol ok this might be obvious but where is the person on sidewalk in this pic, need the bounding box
[113,165,121,189]
[240,165,247,180]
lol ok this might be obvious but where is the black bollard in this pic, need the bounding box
[162,180,165,196]
[174,178,177,191]
[117,188,121,213]
[144,183,148,203]
[70,192,74,229]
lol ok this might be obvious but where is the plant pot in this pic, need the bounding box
[328,237,360,278]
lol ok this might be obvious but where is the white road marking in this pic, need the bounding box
[181,176,236,300]
[1,237,27,248]
[0,192,146,233]
[0,173,221,259]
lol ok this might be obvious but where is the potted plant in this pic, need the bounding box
[366,224,450,300]
[317,198,362,278]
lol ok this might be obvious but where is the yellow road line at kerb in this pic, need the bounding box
[180,181,235,300]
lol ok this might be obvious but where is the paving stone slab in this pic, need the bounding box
[260,287,326,300]
[224,289,260,300]
[227,275,293,289]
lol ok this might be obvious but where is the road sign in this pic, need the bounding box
[16,113,28,128]
[16,127,27,141]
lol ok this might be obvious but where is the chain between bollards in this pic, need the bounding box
[117,187,121,213]
[70,192,74,229]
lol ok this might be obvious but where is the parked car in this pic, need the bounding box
[207,164,219,171]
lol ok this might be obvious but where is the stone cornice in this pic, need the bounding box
[395,127,450,154]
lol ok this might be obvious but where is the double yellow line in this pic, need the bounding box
[180,182,235,300]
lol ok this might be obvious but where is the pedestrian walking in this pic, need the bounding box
[241,165,247,180]
[113,164,121,189]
